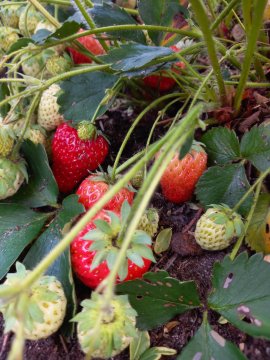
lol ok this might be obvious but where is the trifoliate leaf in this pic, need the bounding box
[201,127,240,165]
[240,124,270,172]
[195,164,252,216]
[117,271,200,330]
[208,252,270,338]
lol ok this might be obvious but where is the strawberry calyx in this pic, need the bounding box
[83,202,155,281]
[206,204,244,241]
[77,121,96,140]
[73,292,137,357]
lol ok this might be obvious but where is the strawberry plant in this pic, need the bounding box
[0,0,270,359]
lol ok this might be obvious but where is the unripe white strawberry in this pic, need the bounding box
[38,84,64,131]
[138,208,159,237]
[26,128,47,145]
[73,293,137,358]
[21,47,58,79]
[0,263,67,340]
[0,122,15,157]
[46,54,72,77]
[0,4,22,28]
[131,169,144,189]
[0,157,27,199]
[0,26,19,52]
[19,6,44,36]
[194,205,244,251]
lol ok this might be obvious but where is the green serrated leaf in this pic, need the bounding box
[178,319,247,359]
[154,228,172,254]
[0,205,49,280]
[246,194,270,253]
[7,141,58,207]
[138,0,188,45]
[90,3,146,44]
[102,44,174,72]
[58,72,119,122]
[195,164,252,216]
[117,271,200,330]
[240,124,270,172]
[201,127,241,165]
[208,252,270,338]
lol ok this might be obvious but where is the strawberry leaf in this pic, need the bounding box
[208,252,270,338]
[117,271,200,330]
[23,195,84,336]
[8,141,58,207]
[201,127,241,165]
[138,0,188,45]
[90,3,146,44]
[245,194,270,254]
[58,71,119,122]
[33,21,81,45]
[0,205,49,280]
[178,319,247,360]
[101,44,174,72]
[240,124,270,172]
[195,164,252,216]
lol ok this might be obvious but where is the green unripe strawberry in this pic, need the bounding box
[131,169,144,189]
[0,26,19,52]
[138,208,159,237]
[73,293,137,358]
[0,122,15,157]
[0,263,67,340]
[0,4,22,28]
[194,204,244,251]
[0,157,27,199]
[19,6,44,36]
[46,54,72,77]
[21,47,58,79]
[38,84,64,131]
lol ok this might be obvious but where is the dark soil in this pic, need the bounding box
[1,107,270,360]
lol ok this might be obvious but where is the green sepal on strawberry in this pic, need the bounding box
[159,141,207,204]
[194,204,245,251]
[73,292,137,358]
[0,156,27,200]
[52,122,109,193]
[76,168,134,212]
[0,263,67,340]
[71,202,155,289]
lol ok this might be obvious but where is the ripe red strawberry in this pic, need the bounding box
[52,123,109,193]
[71,206,154,289]
[143,45,185,91]
[67,29,106,64]
[159,143,207,203]
[76,174,134,212]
